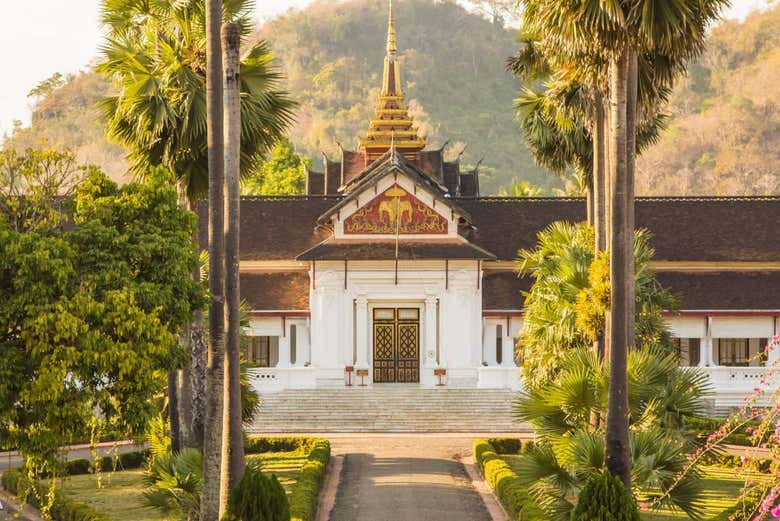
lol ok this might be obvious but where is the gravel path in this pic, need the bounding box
[326,434,499,521]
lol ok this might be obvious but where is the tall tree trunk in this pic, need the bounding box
[605,50,631,490]
[190,310,207,450]
[625,50,638,355]
[593,88,607,361]
[202,0,226,519]
[221,21,246,489]
[167,371,181,453]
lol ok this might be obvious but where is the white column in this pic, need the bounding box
[482,320,498,366]
[502,333,515,367]
[702,316,715,367]
[295,322,310,367]
[278,323,291,368]
[768,316,780,364]
[424,297,438,368]
[355,297,369,368]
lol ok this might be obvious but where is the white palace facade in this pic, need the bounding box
[199,3,780,410]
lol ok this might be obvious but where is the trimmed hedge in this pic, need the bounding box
[473,439,538,519]
[245,436,331,521]
[1,468,110,521]
[685,417,757,446]
[245,436,318,455]
[61,449,149,477]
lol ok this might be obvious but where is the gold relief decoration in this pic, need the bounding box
[344,184,448,235]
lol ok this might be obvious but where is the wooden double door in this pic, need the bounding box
[373,308,420,383]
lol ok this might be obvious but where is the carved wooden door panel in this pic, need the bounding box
[373,309,397,383]
[372,308,420,383]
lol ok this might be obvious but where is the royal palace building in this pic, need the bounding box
[200,2,780,409]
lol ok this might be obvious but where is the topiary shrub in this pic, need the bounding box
[472,440,540,519]
[223,463,290,521]
[571,471,640,521]
[487,438,522,454]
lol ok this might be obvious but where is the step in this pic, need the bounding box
[247,387,528,433]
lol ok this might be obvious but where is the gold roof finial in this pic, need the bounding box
[386,0,397,57]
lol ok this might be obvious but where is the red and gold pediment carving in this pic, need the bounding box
[343,185,448,235]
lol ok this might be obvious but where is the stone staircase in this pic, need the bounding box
[247,386,530,433]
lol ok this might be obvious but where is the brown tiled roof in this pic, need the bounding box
[457,197,780,262]
[419,150,444,182]
[305,170,324,195]
[443,162,460,194]
[459,172,478,197]
[657,271,780,311]
[341,150,365,187]
[196,197,339,260]
[297,238,496,261]
[482,270,532,310]
[240,271,309,310]
[323,159,341,195]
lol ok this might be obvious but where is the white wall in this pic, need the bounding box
[309,260,482,386]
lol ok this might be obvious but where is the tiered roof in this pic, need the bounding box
[357,0,426,163]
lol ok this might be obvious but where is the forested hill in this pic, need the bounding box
[4,1,780,195]
[636,5,780,196]
[252,0,547,194]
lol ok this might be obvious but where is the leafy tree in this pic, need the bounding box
[242,137,311,195]
[0,150,204,475]
[516,221,678,388]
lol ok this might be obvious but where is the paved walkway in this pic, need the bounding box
[322,434,517,521]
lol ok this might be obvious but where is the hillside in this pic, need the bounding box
[3,0,780,195]
[636,5,780,195]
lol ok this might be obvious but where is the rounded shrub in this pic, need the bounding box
[223,464,290,521]
[572,471,640,521]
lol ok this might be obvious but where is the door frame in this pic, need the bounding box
[368,301,423,383]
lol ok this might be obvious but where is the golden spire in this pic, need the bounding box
[387,0,397,57]
[358,0,426,163]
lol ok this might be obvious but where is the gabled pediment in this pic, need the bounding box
[344,184,448,235]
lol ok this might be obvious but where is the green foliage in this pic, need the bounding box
[571,471,640,521]
[1,468,111,521]
[288,439,330,521]
[497,178,544,197]
[242,137,311,195]
[223,463,291,521]
[0,150,204,474]
[516,221,679,387]
[511,346,710,519]
[97,0,295,200]
[486,438,523,454]
[473,440,543,519]
[143,448,203,521]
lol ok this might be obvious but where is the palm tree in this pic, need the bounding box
[519,0,728,487]
[97,0,294,467]
[221,21,245,488]
[512,346,711,519]
[204,0,225,518]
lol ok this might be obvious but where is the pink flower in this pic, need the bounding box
[771,503,780,518]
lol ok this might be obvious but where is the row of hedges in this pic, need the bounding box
[2,468,110,521]
[685,417,758,446]
[57,449,149,477]
[245,436,319,455]
[245,436,331,521]
[473,439,539,519]
[700,450,775,473]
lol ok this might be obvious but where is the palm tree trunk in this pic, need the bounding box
[605,49,631,490]
[221,21,246,488]
[202,0,226,519]
[625,50,638,354]
[593,88,607,362]
[190,310,207,450]
[167,371,181,453]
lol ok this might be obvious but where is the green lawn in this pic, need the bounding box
[53,451,308,521]
[500,456,754,521]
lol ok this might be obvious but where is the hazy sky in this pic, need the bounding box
[0,0,767,137]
